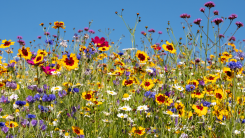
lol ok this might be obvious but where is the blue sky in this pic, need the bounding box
[0,0,245,59]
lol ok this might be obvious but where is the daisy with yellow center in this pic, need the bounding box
[118,105,132,111]
[122,93,132,101]
[0,39,15,48]
[162,41,176,54]
[51,86,62,92]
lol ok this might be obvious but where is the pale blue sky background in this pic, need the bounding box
[0,0,244,59]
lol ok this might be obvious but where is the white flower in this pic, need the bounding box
[51,71,61,75]
[60,40,68,48]
[137,105,149,111]
[127,117,134,123]
[107,90,117,95]
[146,112,152,118]
[122,48,137,51]
[234,130,241,135]
[117,113,128,118]
[179,62,185,65]
[103,112,111,116]
[173,85,184,91]
[9,94,18,100]
[102,119,111,123]
[122,93,132,101]
[51,86,62,92]
[13,103,19,109]
[146,68,154,73]
[119,105,132,111]
[236,74,243,78]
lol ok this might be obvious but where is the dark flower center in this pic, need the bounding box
[138,54,146,61]
[64,57,75,66]
[22,49,29,56]
[216,93,222,99]
[196,105,203,110]
[166,45,173,50]
[144,82,150,87]
[157,95,165,103]
[4,41,11,46]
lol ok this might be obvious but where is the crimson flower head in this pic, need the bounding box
[180,13,191,19]
[228,14,238,20]
[204,1,215,9]
[213,10,219,15]
[200,8,205,13]
[212,18,223,25]
[235,21,244,28]
[91,36,108,47]
[41,66,55,75]
[193,18,202,25]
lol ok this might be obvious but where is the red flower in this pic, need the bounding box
[91,36,109,47]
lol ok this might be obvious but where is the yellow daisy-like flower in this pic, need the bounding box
[130,126,145,136]
[214,89,226,100]
[122,78,134,87]
[136,50,149,63]
[0,39,15,48]
[61,53,79,71]
[82,91,94,101]
[162,41,176,54]
[5,121,18,128]
[192,104,208,116]
[155,94,173,106]
[18,46,32,60]
[33,54,44,64]
[141,79,154,90]
[187,79,199,87]
[72,126,84,135]
[52,21,66,29]
[204,74,219,84]
[219,56,229,63]
[37,49,48,57]
[222,52,232,59]
[191,91,204,99]
[98,46,109,51]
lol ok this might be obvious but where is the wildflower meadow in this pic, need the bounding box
[0,1,245,137]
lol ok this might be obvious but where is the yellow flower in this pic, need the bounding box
[37,49,48,57]
[136,50,149,63]
[192,104,208,116]
[18,46,32,60]
[155,94,173,106]
[98,47,109,51]
[52,21,66,29]
[33,54,44,64]
[222,52,232,59]
[82,91,94,101]
[204,74,219,84]
[141,79,154,90]
[61,53,79,70]
[162,41,176,54]
[72,126,84,135]
[0,39,14,48]
[5,121,18,128]
[130,126,145,136]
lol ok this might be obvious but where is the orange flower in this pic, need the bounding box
[52,21,66,29]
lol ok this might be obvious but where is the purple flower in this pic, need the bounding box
[204,1,215,8]
[58,90,67,98]
[193,18,202,25]
[27,85,37,91]
[213,10,219,15]
[200,8,205,13]
[236,21,244,28]
[141,31,146,35]
[219,34,225,38]
[229,36,236,41]
[45,39,54,45]
[17,40,25,46]
[2,126,8,133]
[26,96,34,103]
[180,13,191,18]
[84,27,89,31]
[88,30,95,34]
[17,36,23,39]
[44,32,50,35]
[31,119,37,126]
[148,29,155,33]
[198,80,205,86]
[0,96,9,103]
[228,14,238,20]
[43,84,49,90]
[228,61,243,69]
[37,36,42,39]
[42,94,56,102]
[78,29,83,33]
[212,18,223,25]
[186,84,195,92]
[15,101,26,106]
[158,31,162,34]
[53,35,57,38]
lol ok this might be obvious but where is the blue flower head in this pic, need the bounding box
[15,101,26,106]
[186,84,195,92]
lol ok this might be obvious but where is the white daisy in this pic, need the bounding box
[51,86,62,92]
[119,105,132,111]
[137,105,149,111]
[146,68,154,73]
[122,93,131,101]
[107,90,117,95]
[117,113,128,118]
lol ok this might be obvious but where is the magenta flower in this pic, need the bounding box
[193,18,202,25]
[229,36,236,41]
[236,21,244,28]
[180,13,191,19]
[204,1,215,8]
[200,8,205,13]
[213,10,219,15]
[219,34,225,38]
[37,36,42,39]
[148,29,155,33]
[41,66,55,75]
[44,32,50,35]
[17,36,23,39]
[141,31,146,35]
[228,14,238,20]
[84,27,89,31]
[158,31,162,34]
[212,18,223,25]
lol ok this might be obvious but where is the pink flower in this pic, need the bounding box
[41,66,55,75]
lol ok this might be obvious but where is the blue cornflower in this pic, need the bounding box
[144,91,151,97]
[68,88,79,93]
[34,94,41,101]
[15,101,26,106]
[0,122,5,127]
[202,101,211,107]
[170,108,177,113]
[45,39,54,45]
[186,84,195,92]
[118,52,124,56]
[42,94,56,102]
[228,61,243,69]
[27,114,36,119]
[77,53,81,60]
[26,96,34,103]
